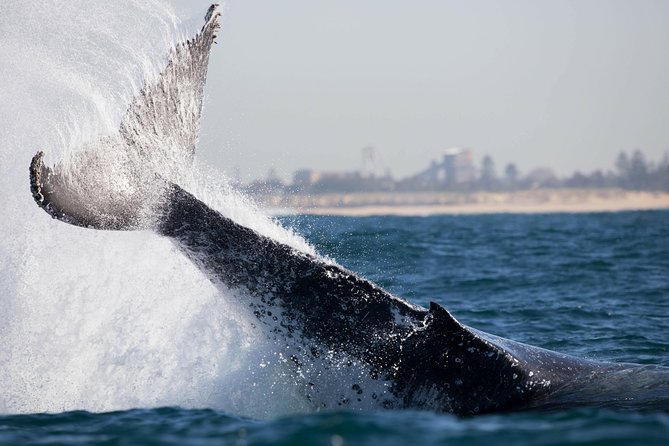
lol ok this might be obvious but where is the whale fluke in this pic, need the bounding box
[29,5,221,230]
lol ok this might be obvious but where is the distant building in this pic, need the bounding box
[293,169,323,187]
[442,147,476,184]
[293,169,359,186]
[402,147,476,190]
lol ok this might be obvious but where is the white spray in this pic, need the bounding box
[0,1,314,418]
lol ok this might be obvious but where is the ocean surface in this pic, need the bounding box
[2,0,667,443]
[2,211,668,445]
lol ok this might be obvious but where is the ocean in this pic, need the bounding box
[2,211,668,445]
[1,1,668,444]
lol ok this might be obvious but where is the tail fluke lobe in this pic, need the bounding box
[29,151,144,230]
[118,4,221,166]
[30,151,89,228]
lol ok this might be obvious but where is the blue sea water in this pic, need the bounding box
[1,210,669,445]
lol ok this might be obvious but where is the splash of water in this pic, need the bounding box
[0,1,312,418]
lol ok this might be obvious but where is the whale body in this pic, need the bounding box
[27,4,669,415]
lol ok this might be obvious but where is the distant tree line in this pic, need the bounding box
[539,149,667,192]
[434,149,669,193]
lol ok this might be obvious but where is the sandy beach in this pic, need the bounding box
[259,189,669,216]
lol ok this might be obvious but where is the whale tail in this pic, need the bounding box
[29,4,221,230]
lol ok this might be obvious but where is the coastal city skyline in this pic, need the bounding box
[241,147,668,194]
[170,0,669,183]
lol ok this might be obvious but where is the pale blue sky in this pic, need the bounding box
[171,0,669,182]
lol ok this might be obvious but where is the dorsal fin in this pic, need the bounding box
[428,301,467,333]
[393,301,532,414]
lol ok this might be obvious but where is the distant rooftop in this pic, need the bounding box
[443,147,465,156]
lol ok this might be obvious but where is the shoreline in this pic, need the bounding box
[257,189,669,216]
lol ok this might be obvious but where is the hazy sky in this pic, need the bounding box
[170,0,669,182]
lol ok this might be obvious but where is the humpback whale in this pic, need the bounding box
[28,5,669,415]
